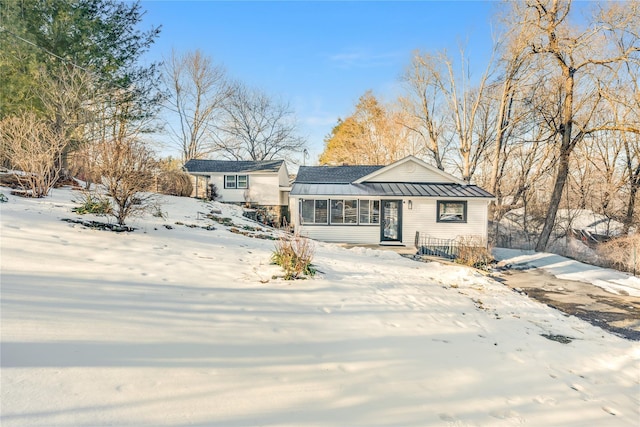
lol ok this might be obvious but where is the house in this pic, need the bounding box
[289,156,494,247]
[183,159,291,223]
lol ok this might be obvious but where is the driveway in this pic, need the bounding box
[492,266,640,341]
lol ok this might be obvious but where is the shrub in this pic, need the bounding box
[455,235,494,268]
[271,235,316,280]
[597,234,640,275]
[157,169,193,197]
[72,192,112,215]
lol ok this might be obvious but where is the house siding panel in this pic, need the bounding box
[403,199,489,245]
[366,160,452,183]
[217,173,279,205]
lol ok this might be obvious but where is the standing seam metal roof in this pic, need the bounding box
[290,182,494,198]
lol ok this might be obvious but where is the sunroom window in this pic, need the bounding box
[330,199,358,224]
[301,199,328,224]
[359,200,380,224]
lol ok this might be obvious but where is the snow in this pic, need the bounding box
[494,248,640,298]
[1,186,639,427]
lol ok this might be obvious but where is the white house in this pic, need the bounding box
[183,159,291,222]
[289,156,494,247]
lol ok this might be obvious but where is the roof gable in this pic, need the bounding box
[183,159,284,174]
[354,156,465,185]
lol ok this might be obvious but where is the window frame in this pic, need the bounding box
[224,175,236,189]
[224,174,249,189]
[436,200,468,223]
[236,175,248,189]
[300,199,328,225]
[330,199,358,225]
[359,199,380,225]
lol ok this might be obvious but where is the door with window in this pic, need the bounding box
[380,200,402,242]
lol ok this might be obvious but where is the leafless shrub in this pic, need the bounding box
[455,235,493,268]
[157,169,193,197]
[597,234,640,275]
[271,234,316,280]
[93,137,157,225]
[0,112,65,197]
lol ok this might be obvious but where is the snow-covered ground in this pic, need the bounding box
[494,248,640,298]
[1,186,638,427]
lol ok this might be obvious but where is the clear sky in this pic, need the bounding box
[141,1,500,164]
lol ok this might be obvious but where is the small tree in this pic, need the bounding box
[0,112,66,197]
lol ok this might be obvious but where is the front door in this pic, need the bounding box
[380,200,402,242]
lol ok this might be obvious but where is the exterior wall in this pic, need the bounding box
[403,198,489,245]
[290,195,490,246]
[200,172,280,205]
[365,160,453,183]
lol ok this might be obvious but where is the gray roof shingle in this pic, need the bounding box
[295,165,384,183]
[183,159,283,174]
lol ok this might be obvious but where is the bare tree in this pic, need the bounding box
[508,0,640,251]
[400,47,495,182]
[400,52,450,170]
[0,112,66,197]
[163,49,230,162]
[216,83,306,161]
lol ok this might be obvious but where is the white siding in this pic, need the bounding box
[211,173,281,205]
[291,195,489,246]
[366,159,453,183]
[403,198,489,245]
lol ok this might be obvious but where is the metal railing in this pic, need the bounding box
[414,232,460,259]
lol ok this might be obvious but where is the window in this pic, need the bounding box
[301,199,328,224]
[330,199,358,224]
[236,175,248,189]
[224,175,249,189]
[225,175,236,189]
[359,200,380,224]
[437,201,467,223]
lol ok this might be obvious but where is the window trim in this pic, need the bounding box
[359,199,380,225]
[236,175,248,189]
[300,199,329,225]
[330,199,358,225]
[300,198,381,226]
[224,175,236,189]
[224,174,249,189]
[436,200,468,223]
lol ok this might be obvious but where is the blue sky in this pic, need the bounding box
[141,1,499,164]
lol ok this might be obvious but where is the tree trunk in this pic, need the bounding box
[536,150,570,251]
[624,167,639,234]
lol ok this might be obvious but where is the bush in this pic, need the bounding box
[157,169,193,197]
[597,234,640,275]
[271,235,316,280]
[72,192,112,215]
[455,235,494,268]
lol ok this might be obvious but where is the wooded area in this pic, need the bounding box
[320,0,639,255]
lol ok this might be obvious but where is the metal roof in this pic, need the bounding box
[290,182,494,198]
[295,165,384,183]
[183,159,284,174]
